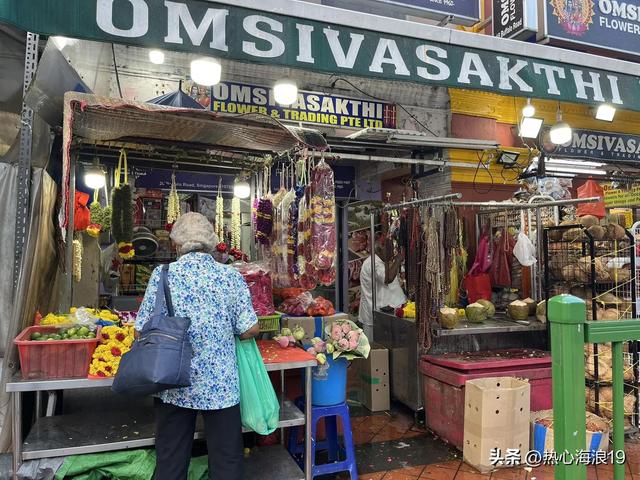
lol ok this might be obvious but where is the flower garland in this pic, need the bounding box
[231,196,241,250]
[72,236,82,282]
[215,184,224,240]
[111,150,135,259]
[89,325,135,377]
[166,172,181,226]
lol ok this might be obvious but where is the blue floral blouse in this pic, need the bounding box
[135,252,257,410]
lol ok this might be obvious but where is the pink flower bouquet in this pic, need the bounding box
[306,319,370,366]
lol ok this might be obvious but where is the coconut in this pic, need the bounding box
[601,309,620,321]
[466,303,488,323]
[562,265,576,282]
[476,299,495,318]
[522,297,537,316]
[608,267,631,283]
[587,225,606,241]
[439,307,459,329]
[596,292,623,305]
[606,223,627,241]
[536,301,546,323]
[563,228,586,242]
[579,215,600,228]
[508,300,530,321]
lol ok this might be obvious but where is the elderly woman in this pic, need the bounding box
[135,212,259,480]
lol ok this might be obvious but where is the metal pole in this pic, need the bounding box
[548,295,587,480]
[380,193,462,212]
[63,152,77,311]
[369,212,376,339]
[304,366,312,480]
[430,196,601,211]
[12,393,22,480]
[611,341,625,480]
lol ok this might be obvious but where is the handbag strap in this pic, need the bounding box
[153,265,175,317]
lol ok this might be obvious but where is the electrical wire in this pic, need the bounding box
[472,150,494,195]
[329,77,439,137]
[111,43,123,98]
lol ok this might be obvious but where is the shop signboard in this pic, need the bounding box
[542,128,640,162]
[202,81,396,129]
[602,184,640,208]
[492,0,538,40]
[539,0,640,60]
[1,0,640,111]
[135,170,235,194]
[362,0,481,26]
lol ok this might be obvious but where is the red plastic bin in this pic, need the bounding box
[420,349,552,450]
[14,325,101,380]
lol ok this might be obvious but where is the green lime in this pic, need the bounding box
[30,333,42,340]
[51,334,62,340]
[68,328,77,336]
[46,338,54,341]
[78,327,89,336]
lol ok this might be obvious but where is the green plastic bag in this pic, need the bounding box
[236,338,279,435]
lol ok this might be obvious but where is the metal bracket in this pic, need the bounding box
[13,32,39,288]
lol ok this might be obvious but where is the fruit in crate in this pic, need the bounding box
[465,303,488,323]
[507,300,530,321]
[438,307,459,329]
[29,327,97,341]
[476,299,495,318]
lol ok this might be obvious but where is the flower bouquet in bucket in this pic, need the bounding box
[306,319,370,406]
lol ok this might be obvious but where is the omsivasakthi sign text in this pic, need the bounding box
[0,0,638,110]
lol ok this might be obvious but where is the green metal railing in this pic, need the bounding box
[549,294,640,480]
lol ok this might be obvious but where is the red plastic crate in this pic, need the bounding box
[14,325,101,380]
[420,349,552,450]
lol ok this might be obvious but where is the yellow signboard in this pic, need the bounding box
[602,184,640,208]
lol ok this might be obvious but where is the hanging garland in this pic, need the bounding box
[88,186,112,238]
[72,234,83,282]
[111,149,135,259]
[215,179,224,240]
[231,197,241,250]
[255,166,273,245]
[166,171,181,227]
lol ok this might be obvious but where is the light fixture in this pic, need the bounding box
[84,160,106,189]
[190,58,222,86]
[546,158,605,168]
[51,36,78,50]
[549,108,572,145]
[595,104,616,122]
[273,80,298,106]
[522,98,535,118]
[519,117,544,138]
[497,150,520,166]
[149,50,165,65]
[545,166,607,176]
[233,176,251,199]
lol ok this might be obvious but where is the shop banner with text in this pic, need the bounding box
[602,184,640,208]
[136,170,235,194]
[207,81,396,129]
[1,0,639,110]
[371,0,480,24]
[543,128,640,162]
[542,0,640,59]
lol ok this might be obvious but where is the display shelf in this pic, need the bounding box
[433,315,547,337]
[20,398,304,460]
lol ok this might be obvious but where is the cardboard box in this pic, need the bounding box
[347,344,390,412]
[463,377,530,474]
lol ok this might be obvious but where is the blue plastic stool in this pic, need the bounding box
[287,397,358,479]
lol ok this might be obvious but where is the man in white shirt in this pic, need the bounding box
[358,234,406,341]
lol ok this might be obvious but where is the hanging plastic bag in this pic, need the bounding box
[233,262,276,316]
[576,179,606,218]
[236,338,279,435]
[74,191,91,232]
[513,232,537,267]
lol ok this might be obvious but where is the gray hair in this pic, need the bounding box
[170,212,219,255]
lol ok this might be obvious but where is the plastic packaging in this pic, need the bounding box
[576,179,606,218]
[306,296,335,316]
[234,262,276,316]
[309,160,337,273]
[279,291,314,316]
[513,232,537,267]
[236,338,280,435]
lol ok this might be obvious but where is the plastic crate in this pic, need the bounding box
[258,313,282,333]
[14,325,102,380]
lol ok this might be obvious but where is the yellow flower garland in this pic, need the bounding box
[89,325,135,377]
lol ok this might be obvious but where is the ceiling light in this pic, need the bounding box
[149,50,165,65]
[522,98,535,118]
[545,166,606,176]
[519,117,543,138]
[549,108,572,145]
[546,158,605,168]
[190,58,222,86]
[233,177,250,199]
[595,104,616,122]
[84,160,106,189]
[273,80,298,106]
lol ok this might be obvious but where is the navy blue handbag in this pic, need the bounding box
[112,265,192,396]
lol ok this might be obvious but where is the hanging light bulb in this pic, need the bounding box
[149,50,165,65]
[274,80,298,106]
[233,175,251,199]
[549,107,572,145]
[190,58,222,86]
[522,98,535,118]
[84,159,106,189]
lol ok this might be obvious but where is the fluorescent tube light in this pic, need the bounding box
[545,166,606,175]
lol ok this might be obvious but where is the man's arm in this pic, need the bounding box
[384,251,404,285]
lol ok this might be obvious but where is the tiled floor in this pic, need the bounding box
[319,403,640,480]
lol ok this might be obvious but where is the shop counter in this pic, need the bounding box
[7,340,317,480]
